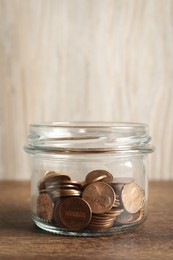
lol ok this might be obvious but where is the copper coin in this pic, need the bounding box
[53,199,66,227]
[114,199,120,207]
[58,180,82,188]
[85,170,113,184]
[39,189,47,194]
[104,208,123,217]
[88,219,115,229]
[89,175,109,183]
[82,182,116,214]
[38,171,62,191]
[92,215,113,221]
[59,197,92,231]
[45,174,71,185]
[37,193,54,222]
[38,180,46,191]
[81,175,109,190]
[52,184,81,190]
[89,220,115,227]
[121,182,145,213]
[45,174,71,190]
[43,171,60,182]
[46,181,81,193]
[44,171,58,179]
[51,189,81,198]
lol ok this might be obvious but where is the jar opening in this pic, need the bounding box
[24,122,154,154]
[30,121,148,128]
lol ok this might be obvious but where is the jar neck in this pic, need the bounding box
[24,122,154,154]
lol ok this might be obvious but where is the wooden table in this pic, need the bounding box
[0,181,172,259]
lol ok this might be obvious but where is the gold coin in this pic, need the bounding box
[121,182,145,213]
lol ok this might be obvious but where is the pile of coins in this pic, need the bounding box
[36,170,145,231]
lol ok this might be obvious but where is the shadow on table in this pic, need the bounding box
[0,202,44,235]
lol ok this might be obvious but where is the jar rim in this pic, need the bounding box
[30,121,148,129]
[24,121,154,155]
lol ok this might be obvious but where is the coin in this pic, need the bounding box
[115,210,140,224]
[39,189,47,194]
[45,174,71,188]
[103,208,123,217]
[58,180,82,188]
[38,173,56,191]
[59,197,92,230]
[85,170,113,184]
[121,182,145,213]
[37,193,54,222]
[44,171,58,179]
[88,215,115,229]
[38,171,71,191]
[53,184,81,190]
[82,182,116,214]
[110,178,135,196]
[51,189,81,199]
[53,199,66,227]
[82,175,109,191]
[45,174,71,195]
[45,178,74,191]
[46,178,82,202]
[114,199,120,207]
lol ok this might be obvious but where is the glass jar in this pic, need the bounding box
[24,122,154,237]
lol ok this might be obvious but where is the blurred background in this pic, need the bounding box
[0,0,172,180]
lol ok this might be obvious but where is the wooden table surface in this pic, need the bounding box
[0,181,172,260]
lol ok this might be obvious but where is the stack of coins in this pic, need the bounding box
[37,171,82,224]
[110,178,145,224]
[36,169,145,231]
[82,172,120,230]
[46,179,81,202]
[89,207,124,229]
[38,171,81,202]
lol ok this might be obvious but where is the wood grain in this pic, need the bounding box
[0,0,173,180]
[0,181,172,259]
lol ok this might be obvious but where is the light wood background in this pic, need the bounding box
[0,0,172,180]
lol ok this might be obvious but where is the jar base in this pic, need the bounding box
[32,215,146,237]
